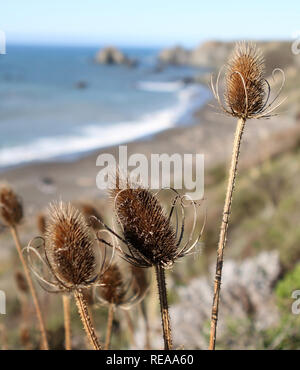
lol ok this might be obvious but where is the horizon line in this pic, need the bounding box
[5,36,292,50]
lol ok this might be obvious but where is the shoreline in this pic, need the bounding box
[0,82,208,169]
[1,93,298,213]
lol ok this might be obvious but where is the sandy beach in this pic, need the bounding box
[1,93,298,215]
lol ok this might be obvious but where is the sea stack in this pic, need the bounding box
[95,46,137,67]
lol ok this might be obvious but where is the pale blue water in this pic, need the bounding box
[0,45,209,168]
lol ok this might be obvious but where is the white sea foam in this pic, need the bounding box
[0,84,210,168]
[136,80,184,92]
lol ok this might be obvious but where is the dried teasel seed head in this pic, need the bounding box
[99,263,126,305]
[77,203,102,230]
[36,213,47,235]
[111,177,177,267]
[0,185,23,227]
[45,202,97,289]
[225,42,266,119]
[15,271,29,294]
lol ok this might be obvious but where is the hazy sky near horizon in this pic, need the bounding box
[1,0,300,47]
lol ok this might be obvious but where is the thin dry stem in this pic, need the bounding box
[124,310,136,347]
[10,226,49,350]
[104,303,114,350]
[74,289,101,350]
[209,117,246,350]
[155,264,172,350]
[62,294,71,350]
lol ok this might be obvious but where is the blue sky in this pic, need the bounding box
[1,0,299,47]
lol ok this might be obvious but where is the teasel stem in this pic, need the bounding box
[155,264,172,350]
[124,310,136,347]
[74,289,101,350]
[10,226,49,350]
[209,117,246,350]
[62,295,71,350]
[104,303,114,350]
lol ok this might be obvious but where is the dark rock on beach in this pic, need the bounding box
[75,80,88,89]
[95,46,138,67]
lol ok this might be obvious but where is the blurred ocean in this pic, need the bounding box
[0,45,210,168]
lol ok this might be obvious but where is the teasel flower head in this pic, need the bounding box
[25,202,112,293]
[211,42,286,120]
[94,262,148,309]
[93,174,204,269]
[0,185,23,227]
[75,202,103,230]
[36,212,47,235]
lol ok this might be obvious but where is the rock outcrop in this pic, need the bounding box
[95,46,137,67]
[158,45,191,65]
[134,251,281,349]
[158,41,298,75]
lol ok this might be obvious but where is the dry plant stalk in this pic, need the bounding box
[96,175,203,350]
[74,289,100,350]
[0,185,49,350]
[15,271,32,349]
[155,264,171,349]
[26,202,106,350]
[209,42,285,350]
[62,295,72,350]
[105,303,115,350]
